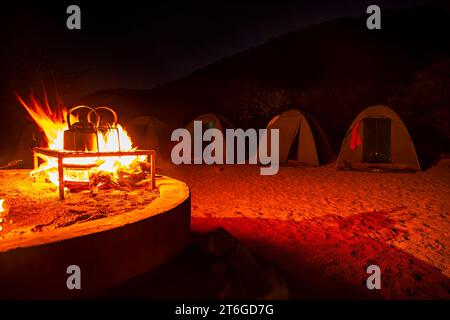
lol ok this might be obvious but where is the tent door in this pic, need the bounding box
[362,118,391,163]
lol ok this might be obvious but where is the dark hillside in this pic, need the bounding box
[78,7,450,160]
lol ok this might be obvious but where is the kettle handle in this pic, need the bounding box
[88,106,118,128]
[67,106,99,128]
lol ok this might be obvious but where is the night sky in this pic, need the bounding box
[0,0,433,101]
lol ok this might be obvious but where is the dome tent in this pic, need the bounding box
[336,105,420,171]
[185,113,234,163]
[186,113,234,134]
[265,109,334,166]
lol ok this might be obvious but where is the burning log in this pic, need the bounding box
[85,159,154,196]
[90,171,122,190]
[117,160,154,189]
[89,171,125,197]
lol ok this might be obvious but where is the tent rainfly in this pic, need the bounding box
[336,105,420,171]
[186,113,234,162]
[186,113,234,135]
[266,109,333,166]
[125,115,173,165]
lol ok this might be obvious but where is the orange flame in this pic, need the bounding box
[18,94,146,186]
[17,94,67,150]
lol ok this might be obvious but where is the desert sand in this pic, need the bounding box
[0,171,159,238]
[163,159,450,299]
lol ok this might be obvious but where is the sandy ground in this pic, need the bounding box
[0,160,448,299]
[0,171,159,238]
[163,159,450,299]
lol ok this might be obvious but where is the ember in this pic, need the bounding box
[18,95,155,199]
[0,199,4,231]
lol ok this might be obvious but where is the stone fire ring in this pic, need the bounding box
[0,176,190,299]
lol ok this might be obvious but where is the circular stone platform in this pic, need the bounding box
[0,174,190,299]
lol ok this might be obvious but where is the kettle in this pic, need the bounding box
[63,106,100,151]
[87,106,118,132]
[88,106,122,152]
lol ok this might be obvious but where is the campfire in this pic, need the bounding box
[0,97,189,298]
[17,95,155,200]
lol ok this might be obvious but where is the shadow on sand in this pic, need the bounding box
[104,211,449,299]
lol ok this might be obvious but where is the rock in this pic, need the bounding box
[198,227,239,257]
[197,227,289,299]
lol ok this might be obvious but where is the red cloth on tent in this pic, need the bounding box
[350,121,362,151]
